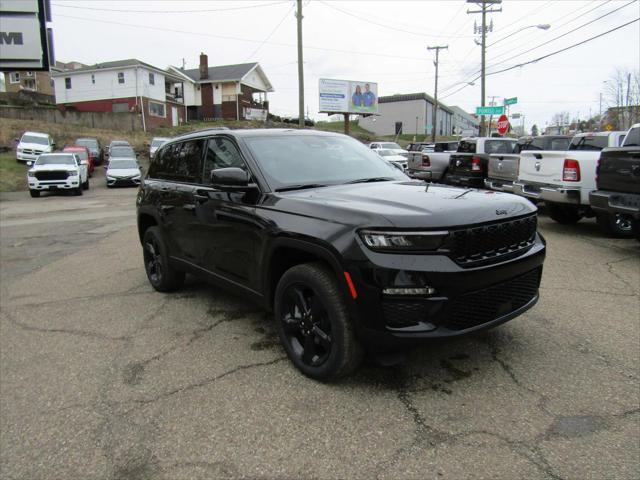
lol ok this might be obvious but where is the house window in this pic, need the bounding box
[65,77,72,89]
[24,79,36,91]
[149,101,165,117]
[25,71,34,77]
[91,74,95,84]
[117,72,125,84]
[9,72,20,83]
[112,102,129,113]
[148,73,155,85]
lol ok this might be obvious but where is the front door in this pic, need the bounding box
[194,136,261,290]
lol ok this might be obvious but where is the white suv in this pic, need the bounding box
[27,153,88,198]
[16,131,55,163]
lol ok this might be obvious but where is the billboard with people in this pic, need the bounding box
[319,78,378,114]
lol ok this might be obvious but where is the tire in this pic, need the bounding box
[83,179,90,190]
[595,212,634,238]
[632,218,640,243]
[274,262,363,380]
[546,202,583,224]
[440,171,450,184]
[29,190,40,198]
[142,226,185,292]
[75,185,83,196]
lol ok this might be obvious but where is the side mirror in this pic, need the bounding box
[210,167,256,191]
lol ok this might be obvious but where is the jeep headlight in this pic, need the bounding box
[359,230,449,251]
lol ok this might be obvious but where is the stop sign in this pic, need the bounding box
[497,114,510,135]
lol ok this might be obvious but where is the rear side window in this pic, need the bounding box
[457,141,476,153]
[203,137,246,183]
[148,140,204,182]
[623,127,640,147]
[485,140,516,154]
[569,136,608,151]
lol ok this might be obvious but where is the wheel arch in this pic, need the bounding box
[137,212,159,244]
[263,237,348,311]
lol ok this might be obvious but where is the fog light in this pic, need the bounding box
[383,287,435,296]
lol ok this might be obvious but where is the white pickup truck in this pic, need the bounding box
[513,131,627,225]
[27,153,89,197]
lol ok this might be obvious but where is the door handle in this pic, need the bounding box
[160,205,174,212]
[183,204,196,211]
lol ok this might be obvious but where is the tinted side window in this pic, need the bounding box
[150,140,204,182]
[457,141,476,153]
[203,137,246,183]
[623,127,640,147]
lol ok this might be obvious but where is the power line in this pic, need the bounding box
[55,14,430,61]
[489,0,633,65]
[440,17,639,100]
[440,1,632,95]
[317,0,475,39]
[244,3,295,62]
[51,1,289,14]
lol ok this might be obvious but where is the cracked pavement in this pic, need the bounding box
[1,177,639,480]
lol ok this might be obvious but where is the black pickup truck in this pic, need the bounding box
[445,137,518,188]
[589,124,640,240]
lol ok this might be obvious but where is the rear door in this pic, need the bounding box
[487,153,520,181]
[518,151,567,184]
[448,140,476,175]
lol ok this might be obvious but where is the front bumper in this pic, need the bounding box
[485,178,515,193]
[17,152,42,162]
[513,181,581,204]
[589,190,640,218]
[29,178,80,191]
[347,235,546,351]
[107,177,141,187]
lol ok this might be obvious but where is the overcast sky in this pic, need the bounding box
[50,0,639,130]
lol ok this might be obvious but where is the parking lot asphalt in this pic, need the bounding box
[1,170,639,480]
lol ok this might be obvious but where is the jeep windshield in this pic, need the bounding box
[244,135,406,191]
[35,155,76,166]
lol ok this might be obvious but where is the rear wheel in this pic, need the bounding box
[546,202,583,224]
[274,263,363,381]
[142,226,185,292]
[595,212,634,238]
[29,190,40,198]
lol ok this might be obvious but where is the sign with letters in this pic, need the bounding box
[0,0,52,71]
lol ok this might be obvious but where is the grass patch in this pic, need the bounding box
[0,152,28,192]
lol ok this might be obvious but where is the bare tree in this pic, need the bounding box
[603,68,640,129]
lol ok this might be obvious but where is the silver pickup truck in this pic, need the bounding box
[407,141,458,181]
[484,135,571,193]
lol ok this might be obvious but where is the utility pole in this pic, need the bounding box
[486,94,499,136]
[296,0,304,128]
[467,1,502,137]
[427,45,448,142]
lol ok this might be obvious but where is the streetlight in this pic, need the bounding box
[489,24,551,47]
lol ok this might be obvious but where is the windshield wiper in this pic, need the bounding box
[345,177,395,184]
[275,183,329,192]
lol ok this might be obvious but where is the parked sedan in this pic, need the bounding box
[75,137,103,165]
[106,158,142,188]
[368,142,409,157]
[106,140,131,158]
[376,148,408,170]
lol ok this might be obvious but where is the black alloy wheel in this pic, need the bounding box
[280,284,332,368]
[596,212,634,238]
[144,236,163,286]
[274,263,363,380]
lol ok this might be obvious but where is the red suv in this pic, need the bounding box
[63,145,94,176]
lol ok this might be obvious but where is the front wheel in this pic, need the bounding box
[632,218,640,243]
[546,202,582,224]
[274,263,363,381]
[83,179,90,190]
[29,190,40,198]
[75,185,83,196]
[596,212,634,238]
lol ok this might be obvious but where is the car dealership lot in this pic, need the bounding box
[1,178,638,479]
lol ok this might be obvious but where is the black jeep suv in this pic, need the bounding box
[137,129,546,380]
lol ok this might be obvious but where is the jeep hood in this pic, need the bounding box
[270,181,536,228]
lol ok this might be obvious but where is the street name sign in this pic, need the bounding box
[476,106,504,116]
[504,97,518,106]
